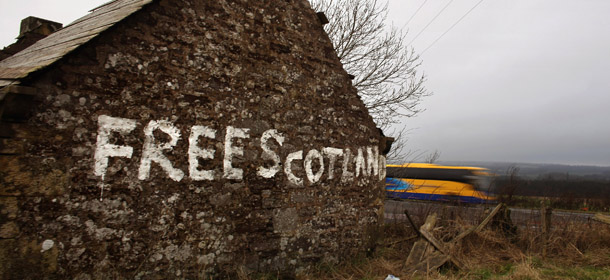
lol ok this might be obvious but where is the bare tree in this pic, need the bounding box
[310,0,429,131]
[424,150,441,164]
[384,127,418,164]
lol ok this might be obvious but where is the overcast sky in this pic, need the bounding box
[387,0,610,166]
[1,0,609,166]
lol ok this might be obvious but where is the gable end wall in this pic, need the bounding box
[0,0,386,277]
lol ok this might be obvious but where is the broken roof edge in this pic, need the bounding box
[0,80,20,88]
[0,0,155,88]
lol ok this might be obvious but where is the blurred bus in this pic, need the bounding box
[385,163,495,203]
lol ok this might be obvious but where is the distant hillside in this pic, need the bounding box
[438,161,610,181]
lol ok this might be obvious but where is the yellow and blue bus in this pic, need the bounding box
[386,163,495,203]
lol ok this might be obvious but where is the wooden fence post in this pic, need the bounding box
[541,206,552,257]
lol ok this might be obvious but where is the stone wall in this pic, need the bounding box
[0,0,386,278]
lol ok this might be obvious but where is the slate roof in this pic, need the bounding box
[0,0,153,87]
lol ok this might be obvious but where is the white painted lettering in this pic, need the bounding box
[378,155,387,180]
[94,115,136,180]
[257,129,285,178]
[284,150,303,186]
[138,120,185,181]
[367,146,379,176]
[223,126,250,180]
[94,115,386,185]
[304,149,324,184]
[341,148,355,182]
[355,148,367,177]
[188,126,216,181]
[322,147,342,180]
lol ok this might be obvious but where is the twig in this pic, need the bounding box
[404,209,420,237]
[387,235,418,246]
[569,242,584,256]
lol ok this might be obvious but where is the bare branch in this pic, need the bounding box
[424,150,441,164]
[311,0,430,160]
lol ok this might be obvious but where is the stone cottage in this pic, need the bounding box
[0,0,388,278]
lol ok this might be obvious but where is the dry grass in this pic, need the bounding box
[228,203,610,279]
[296,204,610,280]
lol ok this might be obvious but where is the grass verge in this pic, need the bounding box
[296,203,610,280]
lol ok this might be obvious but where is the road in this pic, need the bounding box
[384,199,596,228]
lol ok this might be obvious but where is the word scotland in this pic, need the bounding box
[94,115,385,185]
